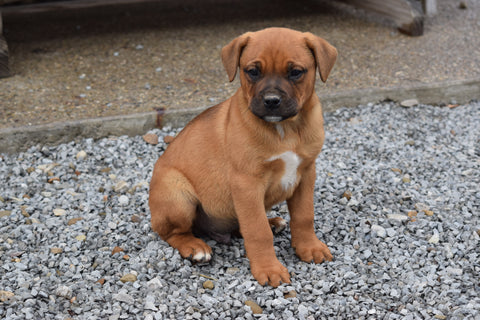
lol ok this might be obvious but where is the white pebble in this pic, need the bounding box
[118,195,129,206]
[387,214,409,221]
[400,99,419,107]
[371,225,386,238]
[76,150,87,160]
[53,208,66,216]
[114,180,129,193]
[428,233,440,244]
[147,277,163,290]
[386,227,396,237]
[298,304,308,317]
[144,295,158,311]
[55,285,72,299]
[445,267,463,276]
[113,291,134,304]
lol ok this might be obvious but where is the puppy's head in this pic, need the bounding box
[221,28,337,123]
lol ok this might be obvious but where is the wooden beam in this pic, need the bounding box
[0,0,156,14]
[0,11,11,79]
[0,0,26,5]
[340,0,424,36]
[422,0,437,17]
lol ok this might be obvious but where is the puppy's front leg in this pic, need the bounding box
[288,163,333,263]
[231,174,290,287]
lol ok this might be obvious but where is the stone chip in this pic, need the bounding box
[120,273,137,283]
[0,290,15,302]
[143,133,159,145]
[245,300,263,314]
[203,280,214,290]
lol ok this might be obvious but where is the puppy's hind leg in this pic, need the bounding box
[149,167,212,263]
[268,217,287,234]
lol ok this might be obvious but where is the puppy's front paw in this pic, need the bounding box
[251,260,290,287]
[294,239,332,264]
[174,237,213,263]
[191,250,212,263]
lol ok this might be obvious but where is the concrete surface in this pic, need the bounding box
[0,0,479,153]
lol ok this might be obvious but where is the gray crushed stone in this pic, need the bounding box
[0,101,479,319]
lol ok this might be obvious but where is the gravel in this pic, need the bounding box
[1,101,479,319]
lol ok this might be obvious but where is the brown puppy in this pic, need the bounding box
[149,27,337,287]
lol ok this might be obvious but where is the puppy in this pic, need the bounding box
[149,27,337,287]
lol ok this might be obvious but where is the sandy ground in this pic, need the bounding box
[0,0,479,128]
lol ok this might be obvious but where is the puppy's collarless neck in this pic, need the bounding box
[275,123,285,139]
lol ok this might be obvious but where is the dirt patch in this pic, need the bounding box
[0,0,479,128]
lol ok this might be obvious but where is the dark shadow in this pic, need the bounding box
[3,0,341,43]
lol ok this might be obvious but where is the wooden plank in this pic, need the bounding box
[422,0,437,17]
[0,0,155,14]
[340,0,424,36]
[0,0,27,5]
[0,11,11,78]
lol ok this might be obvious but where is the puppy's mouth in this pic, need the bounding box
[263,116,284,123]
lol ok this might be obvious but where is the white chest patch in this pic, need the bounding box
[267,151,302,191]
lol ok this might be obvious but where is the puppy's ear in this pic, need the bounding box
[304,33,337,83]
[221,33,251,82]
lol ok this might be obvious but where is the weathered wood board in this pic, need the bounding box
[340,0,425,36]
[0,12,11,78]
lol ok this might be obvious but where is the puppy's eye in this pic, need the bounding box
[288,69,305,81]
[245,68,261,81]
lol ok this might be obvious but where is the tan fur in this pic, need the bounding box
[149,27,337,287]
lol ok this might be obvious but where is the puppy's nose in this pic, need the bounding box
[263,94,281,109]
